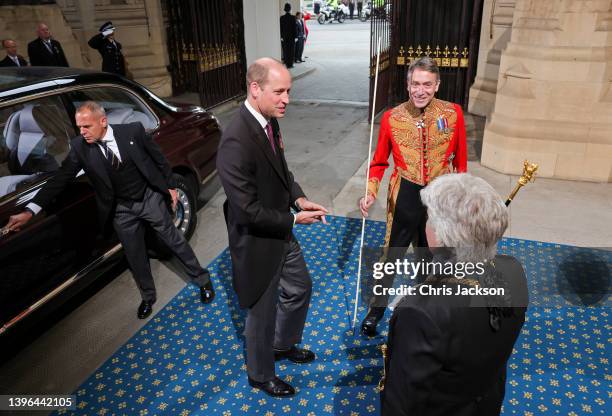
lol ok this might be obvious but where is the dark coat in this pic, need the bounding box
[216,104,305,308]
[280,12,297,41]
[296,19,305,39]
[0,55,28,67]
[381,255,529,416]
[88,34,126,76]
[33,123,176,234]
[27,38,69,67]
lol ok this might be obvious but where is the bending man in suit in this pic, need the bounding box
[0,40,28,67]
[27,23,69,67]
[217,58,328,397]
[7,101,214,319]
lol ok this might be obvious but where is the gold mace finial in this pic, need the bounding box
[506,160,538,206]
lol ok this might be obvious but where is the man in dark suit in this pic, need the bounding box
[6,101,214,319]
[27,23,69,67]
[0,39,28,67]
[217,57,328,397]
[88,21,126,76]
[279,3,297,68]
[294,12,305,63]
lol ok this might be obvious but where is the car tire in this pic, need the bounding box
[172,173,198,241]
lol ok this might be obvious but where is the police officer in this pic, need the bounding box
[88,21,125,76]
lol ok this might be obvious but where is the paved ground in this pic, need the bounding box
[289,18,371,103]
[2,16,611,415]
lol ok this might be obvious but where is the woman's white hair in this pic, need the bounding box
[420,173,508,262]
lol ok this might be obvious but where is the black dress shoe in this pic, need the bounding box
[274,346,315,363]
[200,281,215,304]
[361,307,385,337]
[137,299,156,319]
[248,376,295,397]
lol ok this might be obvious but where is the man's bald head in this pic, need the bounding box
[36,23,51,40]
[246,57,287,92]
[2,39,17,56]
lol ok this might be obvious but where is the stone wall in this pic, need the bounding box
[480,0,612,182]
[0,4,86,68]
[0,0,172,97]
[468,0,516,117]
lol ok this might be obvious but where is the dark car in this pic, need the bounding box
[0,67,220,337]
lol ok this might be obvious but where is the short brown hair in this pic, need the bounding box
[246,57,283,90]
[407,57,440,83]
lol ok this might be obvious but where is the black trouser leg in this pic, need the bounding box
[369,179,431,308]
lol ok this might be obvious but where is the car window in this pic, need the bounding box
[66,87,159,131]
[0,95,76,199]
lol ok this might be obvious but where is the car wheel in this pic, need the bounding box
[172,173,198,241]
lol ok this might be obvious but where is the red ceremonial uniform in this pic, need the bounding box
[368,98,467,247]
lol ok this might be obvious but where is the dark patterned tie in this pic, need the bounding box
[265,123,276,154]
[99,141,120,169]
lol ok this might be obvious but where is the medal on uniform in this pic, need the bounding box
[437,116,449,134]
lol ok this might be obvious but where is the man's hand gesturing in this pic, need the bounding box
[295,197,329,225]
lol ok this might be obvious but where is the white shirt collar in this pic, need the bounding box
[244,99,269,130]
[101,125,115,143]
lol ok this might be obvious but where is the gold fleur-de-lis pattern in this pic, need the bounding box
[54,217,608,415]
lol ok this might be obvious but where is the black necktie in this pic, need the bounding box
[99,141,120,169]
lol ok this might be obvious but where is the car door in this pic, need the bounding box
[0,94,116,334]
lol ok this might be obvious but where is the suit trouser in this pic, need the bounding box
[281,40,295,67]
[245,235,312,382]
[113,187,210,302]
[370,179,431,308]
[295,37,305,61]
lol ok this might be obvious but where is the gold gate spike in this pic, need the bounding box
[442,45,451,67]
[460,47,469,67]
[451,46,459,67]
[397,46,405,65]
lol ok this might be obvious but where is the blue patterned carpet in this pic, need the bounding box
[56,216,610,415]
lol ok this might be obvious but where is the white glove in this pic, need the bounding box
[102,29,114,37]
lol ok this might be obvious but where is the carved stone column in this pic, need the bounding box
[481,0,612,182]
[468,0,516,117]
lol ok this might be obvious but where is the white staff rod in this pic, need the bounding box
[352,35,382,331]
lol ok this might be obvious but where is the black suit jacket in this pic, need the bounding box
[33,123,176,233]
[217,104,305,308]
[296,20,305,39]
[280,12,297,41]
[27,38,69,67]
[381,255,529,416]
[0,55,28,67]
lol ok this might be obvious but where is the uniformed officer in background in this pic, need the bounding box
[88,21,126,76]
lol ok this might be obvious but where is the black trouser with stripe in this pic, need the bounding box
[369,178,431,308]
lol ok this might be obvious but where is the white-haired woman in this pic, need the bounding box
[380,173,529,416]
